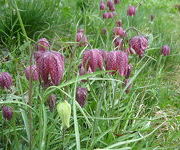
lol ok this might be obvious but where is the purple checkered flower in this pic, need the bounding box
[161,45,170,56]
[114,0,120,4]
[36,51,64,86]
[76,87,88,107]
[113,27,126,37]
[25,65,39,81]
[129,36,148,56]
[76,29,88,47]
[107,0,115,11]
[127,6,136,16]
[100,1,106,10]
[2,106,13,120]
[82,49,104,72]
[106,51,129,76]
[0,72,13,89]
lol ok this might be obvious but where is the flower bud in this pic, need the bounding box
[127,6,136,16]
[57,100,71,128]
[47,94,56,112]
[113,27,126,37]
[129,36,148,57]
[2,106,13,120]
[100,1,106,10]
[25,65,39,81]
[76,87,88,107]
[0,72,13,89]
[37,38,50,51]
[161,45,170,56]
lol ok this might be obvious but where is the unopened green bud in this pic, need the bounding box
[57,100,71,128]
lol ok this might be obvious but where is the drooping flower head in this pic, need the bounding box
[2,106,13,120]
[106,51,129,76]
[107,0,115,11]
[36,50,64,86]
[129,36,148,56]
[100,1,106,10]
[103,12,115,19]
[113,27,126,37]
[36,38,50,51]
[25,65,39,81]
[82,49,105,72]
[0,72,13,89]
[76,87,88,107]
[57,100,71,128]
[114,0,120,4]
[161,45,170,56]
[76,29,88,47]
[127,6,136,16]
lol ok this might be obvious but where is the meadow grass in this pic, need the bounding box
[0,0,180,149]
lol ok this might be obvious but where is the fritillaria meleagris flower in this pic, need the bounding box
[57,100,71,128]
[82,49,104,72]
[114,37,123,49]
[103,12,115,19]
[36,51,64,86]
[116,20,122,27]
[76,29,88,47]
[106,51,129,76]
[107,0,115,11]
[0,72,13,89]
[114,0,120,4]
[100,1,106,10]
[161,45,170,56]
[2,106,13,120]
[123,79,132,93]
[37,38,50,51]
[76,87,88,107]
[25,65,39,81]
[47,94,56,112]
[113,27,126,37]
[129,36,148,57]
[127,6,136,16]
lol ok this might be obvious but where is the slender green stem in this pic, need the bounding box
[14,1,33,149]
